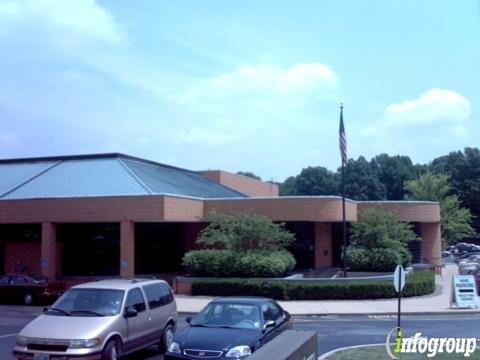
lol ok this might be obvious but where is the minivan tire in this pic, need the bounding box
[102,340,119,360]
[159,323,174,352]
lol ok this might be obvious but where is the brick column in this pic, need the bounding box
[41,222,57,279]
[421,222,442,268]
[314,222,332,268]
[120,221,135,278]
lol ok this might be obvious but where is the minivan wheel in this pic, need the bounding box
[159,323,174,352]
[23,293,33,305]
[102,340,119,360]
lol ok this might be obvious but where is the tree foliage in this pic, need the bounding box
[236,171,261,180]
[430,147,480,234]
[404,172,450,202]
[370,154,416,200]
[404,172,476,245]
[344,156,386,200]
[350,208,419,249]
[197,211,295,251]
[278,148,480,241]
[281,166,339,196]
[347,208,416,270]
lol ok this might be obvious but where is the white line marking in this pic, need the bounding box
[0,333,17,339]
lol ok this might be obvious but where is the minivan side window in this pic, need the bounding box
[143,283,173,309]
[125,288,146,313]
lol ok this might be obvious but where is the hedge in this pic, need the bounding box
[182,249,296,277]
[191,271,435,300]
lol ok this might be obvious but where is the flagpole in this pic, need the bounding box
[340,104,348,278]
[342,155,347,278]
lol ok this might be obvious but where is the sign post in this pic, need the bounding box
[393,265,405,342]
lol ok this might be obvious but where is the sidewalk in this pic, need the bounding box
[175,264,480,315]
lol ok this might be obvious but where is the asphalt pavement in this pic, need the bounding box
[2,306,480,360]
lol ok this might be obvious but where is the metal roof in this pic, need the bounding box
[0,153,246,200]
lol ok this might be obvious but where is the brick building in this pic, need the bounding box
[0,153,441,280]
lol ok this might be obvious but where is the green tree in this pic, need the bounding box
[370,154,416,200]
[404,172,476,245]
[236,171,261,180]
[350,208,419,249]
[344,157,386,200]
[431,147,480,234]
[197,211,295,251]
[404,172,450,202]
[347,208,416,270]
[280,166,339,196]
[279,176,297,195]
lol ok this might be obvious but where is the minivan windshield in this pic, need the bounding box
[192,302,261,330]
[46,288,124,317]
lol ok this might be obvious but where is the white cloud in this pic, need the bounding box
[0,0,121,43]
[385,88,471,125]
[177,63,338,106]
[363,88,471,136]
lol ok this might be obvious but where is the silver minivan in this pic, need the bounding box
[13,278,177,360]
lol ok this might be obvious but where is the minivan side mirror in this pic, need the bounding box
[262,320,275,332]
[125,307,138,318]
[185,316,193,324]
[43,307,49,313]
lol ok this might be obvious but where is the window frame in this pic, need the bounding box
[125,287,147,313]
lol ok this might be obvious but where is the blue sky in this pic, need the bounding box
[0,0,478,181]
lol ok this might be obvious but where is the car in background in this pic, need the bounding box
[13,278,177,360]
[457,255,480,265]
[473,268,480,296]
[455,252,480,264]
[458,261,480,275]
[0,274,65,305]
[165,297,291,360]
[452,243,480,261]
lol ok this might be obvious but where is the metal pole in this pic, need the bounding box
[342,162,347,278]
[397,268,402,330]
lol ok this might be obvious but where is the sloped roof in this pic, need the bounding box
[0,153,246,200]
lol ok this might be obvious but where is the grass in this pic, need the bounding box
[328,345,480,359]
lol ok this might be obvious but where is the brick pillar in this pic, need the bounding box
[41,222,57,279]
[314,222,332,268]
[120,221,135,278]
[421,222,442,268]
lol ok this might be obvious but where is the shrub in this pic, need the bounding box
[346,247,412,272]
[182,250,296,277]
[191,271,435,300]
[345,248,370,270]
[369,248,402,272]
[197,211,295,251]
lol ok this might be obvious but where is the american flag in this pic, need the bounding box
[339,104,347,166]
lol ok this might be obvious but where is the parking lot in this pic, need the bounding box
[3,305,480,359]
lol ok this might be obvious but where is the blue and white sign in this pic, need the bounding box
[451,275,479,308]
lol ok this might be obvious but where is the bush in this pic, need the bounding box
[191,271,435,300]
[182,250,296,277]
[346,247,412,272]
[369,248,402,272]
[345,248,370,270]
